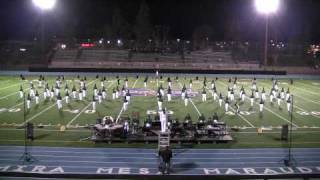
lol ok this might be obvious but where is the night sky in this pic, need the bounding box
[0,0,320,42]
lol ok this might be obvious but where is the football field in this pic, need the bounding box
[0,74,320,148]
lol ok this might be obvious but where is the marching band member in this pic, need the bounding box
[269,90,274,103]
[57,93,62,110]
[167,77,172,88]
[281,87,285,99]
[78,89,83,101]
[225,97,229,112]
[100,78,104,87]
[30,85,35,97]
[102,86,106,99]
[277,93,282,106]
[144,77,148,88]
[261,87,266,101]
[158,96,163,110]
[72,85,77,99]
[27,93,31,109]
[126,90,131,103]
[167,87,172,102]
[98,90,102,104]
[285,88,290,101]
[287,96,292,112]
[181,88,186,100]
[124,77,128,88]
[19,85,23,99]
[122,85,126,96]
[93,84,98,97]
[218,93,223,107]
[123,97,128,111]
[255,88,259,99]
[189,79,193,89]
[230,89,235,101]
[80,79,84,89]
[81,84,86,98]
[92,95,96,112]
[65,91,70,104]
[211,80,215,89]
[241,90,246,102]
[213,88,218,101]
[202,88,207,102]
[64,83,69,93]
[50,86,55,100]
[116,86,120,99]
[35,90,39,105]
[55,83,60,96]
[259,98,264,112]
[250,91,254,107]
[160,108,167,133]
[112,88,116,100]
[184,92,189,106]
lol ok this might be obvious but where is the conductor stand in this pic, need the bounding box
[20,92,36,164]
[284,95,296,167]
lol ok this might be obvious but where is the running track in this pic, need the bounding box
[0,146,320,178]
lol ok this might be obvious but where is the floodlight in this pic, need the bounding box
[255,0,279,14]
[33,0,56,10]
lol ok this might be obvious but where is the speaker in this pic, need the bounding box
[27,122,34,141]
[281,124,288,141]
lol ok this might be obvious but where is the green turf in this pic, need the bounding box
[0,74,320,148]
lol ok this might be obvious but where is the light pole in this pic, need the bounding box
[255,0,280,66]
[32,0,56,65]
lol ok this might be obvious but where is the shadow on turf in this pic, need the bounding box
[34,133,50,140]
[170,162,198,174]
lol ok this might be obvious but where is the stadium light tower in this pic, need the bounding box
[255,0,280,66]
[32,0,56,65]
[32,0,56,10]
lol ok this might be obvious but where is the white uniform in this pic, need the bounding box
[112,92,116,100]
[262,93,266,101]
[184,98,188,106]
[287,102,291,112]
[225,102,229,112]
[35,96,39,104]
[102,91,106,99]
[79,92,83,101]
[213,92,218,101]
[57,99,62,109]
[123,100,128,111]
[230,93,235,101]
[167,94,172,102]
[277,98,281,106]
[65,95,69,104]
[241,93,245,102]
[82,90,86,98]
[72,91,77,99]
[181,92,185,100]
[269,94,274,102]
[30,89,35,97]
[94,89,98,97]
[259,103,264,112]
[202,93,207,102]
[250,98,254,107]
[160,111,167,133]
[98,94,102,104]
[19,91,23,99]
[158,100,163,111]
[92,101,96,112]
[27,99,31,109]
[219,98,223,107]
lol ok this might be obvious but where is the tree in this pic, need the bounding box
[134,0,152,48]
[112,7,132,40]
[192,25,213,50]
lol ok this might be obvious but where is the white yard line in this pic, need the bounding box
[24,80,96,125]
[66,102,92,127]
[295,105,320,119]
[293,86,320,96]
[115,107,124,123]
[296,81,320,91]
[219,81,299,128]
[0,88,31,100]
[189,98,201,116]
[294,94,320,105]
[132,78,139,88]
[0,82,24,91]
[24,102,59,124]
